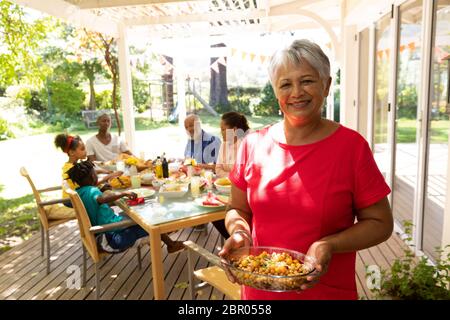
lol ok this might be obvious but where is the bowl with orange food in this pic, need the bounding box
[222,246,316,292]
[214,177,232,194]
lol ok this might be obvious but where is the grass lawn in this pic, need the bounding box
[397,118,449,143]
[376,118,449,144]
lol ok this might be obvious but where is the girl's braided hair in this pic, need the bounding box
[54,133,82,154]
[66,160,95,186]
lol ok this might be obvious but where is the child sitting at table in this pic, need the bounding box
[66,160,184,253]
[55,133,122,208]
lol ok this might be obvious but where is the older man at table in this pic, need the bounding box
[184,114,221,171]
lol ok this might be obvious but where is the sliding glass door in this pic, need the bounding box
[392,0,423,230]
[422,0,450,261]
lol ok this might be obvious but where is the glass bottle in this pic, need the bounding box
[162,154,169,178]
[155,156,163,179]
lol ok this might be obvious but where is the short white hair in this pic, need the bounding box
[184,114,200,124]
[268,39,330,85]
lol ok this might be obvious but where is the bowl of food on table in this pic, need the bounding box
[151,179,165,189]
[139,170,155,185]
[214,177,232,194]
[222,246,316,292]
[158,183,188,198]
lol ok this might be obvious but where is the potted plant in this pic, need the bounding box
[368,221,450,300]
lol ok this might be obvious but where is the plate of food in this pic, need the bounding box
[222,246,316,292]
[109,175,131,189]
[132,188,155,198]
[94,160,117,172]
[194,192,229,207]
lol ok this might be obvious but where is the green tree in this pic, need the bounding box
[81,29,122,134]
[254,82,280,116]
[0,1,51,86]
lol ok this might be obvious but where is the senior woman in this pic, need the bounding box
[219,39,393,300]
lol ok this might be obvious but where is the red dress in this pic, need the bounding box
[229,124,391,300]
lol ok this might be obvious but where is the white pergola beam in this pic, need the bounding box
[75,0,194,10]
[12,0,118,37]
[126,8,265,25]
[124,0,323,26]
[132,18,338,39]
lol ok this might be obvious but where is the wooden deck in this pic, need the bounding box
[393,174,446,261]
[0,220,409,300]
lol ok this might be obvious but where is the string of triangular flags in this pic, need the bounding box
[150,49,273,73]
[230,48,271,66]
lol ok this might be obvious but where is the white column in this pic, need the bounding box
[367,23,376,150]
[117,23,136,153]
[414,0,434,252]
[340,24,359,129]
[175,57,186,130]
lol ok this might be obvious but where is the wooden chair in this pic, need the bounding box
[184,240,240,300]
[20,167,76,274]
[63,184,144,300]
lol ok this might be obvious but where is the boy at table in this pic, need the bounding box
[67,161,184,253]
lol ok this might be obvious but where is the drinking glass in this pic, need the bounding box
[190,176,200,198]
[116,160,125,172]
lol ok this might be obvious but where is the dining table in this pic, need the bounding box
[115,188,227,300]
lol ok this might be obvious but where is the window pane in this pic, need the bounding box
[392,0,423,231]
[373,15,392,177]
[422,0,450,261]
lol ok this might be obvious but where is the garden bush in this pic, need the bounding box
[132,77,150,113]
[253,82,279,116]
[46,81,85,116]
[229,95,252,115]
[95,89,120,110]
[369,221,450,300]
[397,85,418,119]
[0,117,14,140]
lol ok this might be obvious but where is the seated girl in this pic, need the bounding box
[54,133,122,208]
[66,160,184,253]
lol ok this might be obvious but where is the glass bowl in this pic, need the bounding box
[222,246,316,292]
[158,184,188,198]
[214,179,231,194]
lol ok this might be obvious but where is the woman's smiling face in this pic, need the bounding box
[273,60,331,125]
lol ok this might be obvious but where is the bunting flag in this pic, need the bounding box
[228,47,271,66]
[217,56,227,66]
[210,61,220,73]
[260,55,266,64]
[377,41,419,59]
[435,46,450,63]
[377,51,383,60]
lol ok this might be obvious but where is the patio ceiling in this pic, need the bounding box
[16,0,342,40]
